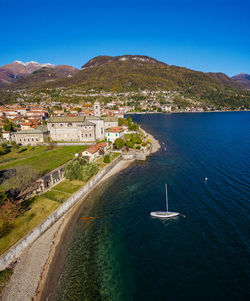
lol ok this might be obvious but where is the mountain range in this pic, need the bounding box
[0,56,249,108]
[0,61,78,87]
[231,73,250,88]
[0,56,249,90]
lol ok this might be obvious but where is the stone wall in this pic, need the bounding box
[0,156,122,270]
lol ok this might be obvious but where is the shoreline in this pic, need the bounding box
[1,130,160,301]
[128,109,250,114]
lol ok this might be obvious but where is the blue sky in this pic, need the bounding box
[0,0,249,76]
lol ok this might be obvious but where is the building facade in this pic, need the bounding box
[104,117,118,129]
[11,127,49,146]
[47,116,105,142]
[105,126,125,143]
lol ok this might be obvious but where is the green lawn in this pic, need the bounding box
[0,151,119,256]
[42,190,71,203]
[52,179,86,194]
[96,152,121,170]
[0,179,87,255]
[0,145,86,175]
[0,196,60,255]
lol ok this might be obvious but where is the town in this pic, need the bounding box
[1,88,248,145]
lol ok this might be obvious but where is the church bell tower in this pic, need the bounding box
[94,101,101,117]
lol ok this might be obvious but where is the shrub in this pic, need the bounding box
[0,222,13,239]
[0,191,7,206]
[103,154,110,163]
[0,143,10,156]
[126,140,134,148]
[114,138,125,149]
[132,135,142,144]
[136,145,141,150]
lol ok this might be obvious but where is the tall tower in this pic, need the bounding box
[94,101,101,117]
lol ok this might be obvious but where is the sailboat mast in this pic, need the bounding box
[165,184,168,212]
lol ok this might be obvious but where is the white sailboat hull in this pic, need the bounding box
[150,211,180,218]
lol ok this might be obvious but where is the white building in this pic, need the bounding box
[105,126,125,143]
[81,142,107,162]
[47,116,105,142]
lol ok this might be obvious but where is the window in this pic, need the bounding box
[85,134,87,137]
[36,138,38,141]
[32,138,34,141]
[60,124,63,127]
[116,133,118,136]
[108,133,110,136]
[89,133,91,137]
[67,123,72,127]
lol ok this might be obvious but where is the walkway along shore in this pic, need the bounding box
[1,129,160,301]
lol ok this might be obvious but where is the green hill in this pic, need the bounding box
[1,55,249,108]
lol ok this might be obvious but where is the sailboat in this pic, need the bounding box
[150,184,180,218]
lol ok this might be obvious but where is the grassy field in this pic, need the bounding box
[0,196,60,255]
[0,145,86,175]
[0,179,87,255]
[96,152,121,170]
[52,179,86,194]
[0,153,120,256]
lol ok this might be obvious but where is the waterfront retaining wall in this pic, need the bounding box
[0,156,122,270]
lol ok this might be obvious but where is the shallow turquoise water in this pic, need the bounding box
[50,112,250,301]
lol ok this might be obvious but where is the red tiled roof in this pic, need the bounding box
[105,126,125,133]
[85,142,107,154]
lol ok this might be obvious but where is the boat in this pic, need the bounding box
[150,184,180,218]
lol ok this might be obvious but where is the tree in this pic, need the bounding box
[64,158,99,181]
[103,154,110,163]
[0,143,10,156]
[114,138,125,149]
[132,135,142,144]
[126,116,132,128]
[11,141,19,152]
[125,140,134,148]
[3,118,13,132]
[118,118,125,126]
[1,165,40,201]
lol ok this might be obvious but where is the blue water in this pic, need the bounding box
[50,112,250,301]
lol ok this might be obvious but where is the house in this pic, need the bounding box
[105,126,125,143]
[81,142,107,162]
[2,131,11,141]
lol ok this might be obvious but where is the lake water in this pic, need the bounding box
[47,112,250,301]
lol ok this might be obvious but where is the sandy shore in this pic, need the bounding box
[1,133,160,301]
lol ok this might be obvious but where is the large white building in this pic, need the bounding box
[47,116,105,142]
